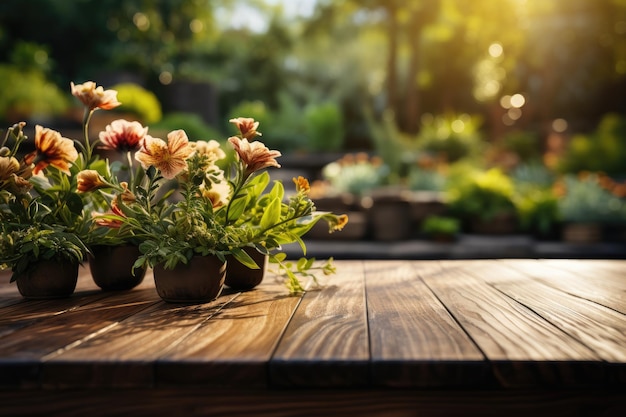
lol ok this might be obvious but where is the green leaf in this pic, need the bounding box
[230,247,260,269]
[260,197,281,231]
[228,194,249,222]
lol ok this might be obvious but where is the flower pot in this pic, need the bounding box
[88,245,146,291]
[368,192,413,241]
[561,222,603,243]
[153,255,226,303]
[15,260,79,299]
[225,248,268,291]
[469,212,518,235]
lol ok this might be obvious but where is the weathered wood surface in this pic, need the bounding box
[1,259,625,416]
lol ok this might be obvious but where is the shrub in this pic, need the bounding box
[151,112,222,142]
[111,83,162,124]
[304,101,344,152]
[0,66,69,122]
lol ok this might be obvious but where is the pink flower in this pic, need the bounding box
[229,117,262,139]
[228,136,281,177]
[135,130,194,179]
[71,81,121,111]
[99,119,148,152]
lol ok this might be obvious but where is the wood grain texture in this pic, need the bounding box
[0,387,624,417]
[155,279,302,388]
[41,275,236,388]
[1,259,626,416]
[425,260,603,387]
[503,259,626,314]
[270,261,369,387]
[366,260,486,387]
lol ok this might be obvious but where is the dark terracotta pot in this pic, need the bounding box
[153,255,226,303]
[225,248,267,290]
[88,245,146,291]
[16,260,79,299]
[469,212,518,235]
[561,222,603,243]
[369,194,412,241]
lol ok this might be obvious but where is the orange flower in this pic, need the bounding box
[330,214,349,232]
[293,176,310,195]
[229,117,262,139]
[71,81,121,111]
[135,130,194,179]
[24,125,78,175]
[92,186,134,228]
[76,170,109,192]
[99,119,147,152]
[228,136,281,177]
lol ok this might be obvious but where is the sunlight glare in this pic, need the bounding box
[488,43,503,58]
[510,93,525,108]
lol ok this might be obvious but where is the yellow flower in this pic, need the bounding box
[71,81,121,111]
[24,125,78,175]
[0,156,19,182]
[228,136,281,177]
[0,156,31,194]
[192,140,226,164]
[134,130,194,179]
[200,180,231,209]
[229,117,262,139]
[99,119,147,152]
[76,170,109,192]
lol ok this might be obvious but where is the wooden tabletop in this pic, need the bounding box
[1,259,625,417]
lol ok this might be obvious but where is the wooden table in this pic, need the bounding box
[1,259,625,416]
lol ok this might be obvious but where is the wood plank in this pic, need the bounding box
[476,260,626,382]
[365,260,486,388]
[155,278,302,388]
[500,259,626,315]
[0,275,160,388]
[424,260,603,387]
[41,281,238,388]
[270,260,369,387]
[1,387,624,417]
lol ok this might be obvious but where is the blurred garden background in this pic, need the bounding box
[2,0,626,248]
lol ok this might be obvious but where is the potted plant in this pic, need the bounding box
[312,153,389,240]
[0,122,88,298]
[80,112,348,301]
[556,173,626,243]
[0,80,128,298]
[447,168,519,234]
[420,215,460,242]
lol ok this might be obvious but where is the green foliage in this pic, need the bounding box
[227,99,307,152]
[152,112,222,141]
[407,165,447,192]
[510,162,559,235]
[0,65,69,122]
[0,123,88,279]
[304,101,345,152]
[322,153,389,196]
[558,114,626,175]
[447,168,516,221]
[558,174,626,223]
[420,215,460,237]
[112,83,162,124]
[502,130,542,162]
[514,188,559,236]
[416,113,484,163]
